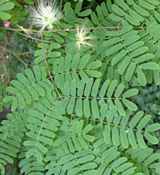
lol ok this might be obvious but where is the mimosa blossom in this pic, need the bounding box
[76,26,92,49]
[30,0,62,32]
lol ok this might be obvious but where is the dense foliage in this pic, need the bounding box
[1,0,160,174]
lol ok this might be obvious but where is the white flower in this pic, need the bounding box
[76,26,92,49]
[30,0,62,31]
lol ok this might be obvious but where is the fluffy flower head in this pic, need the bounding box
[30,0,62,31]
[76,26,92,49]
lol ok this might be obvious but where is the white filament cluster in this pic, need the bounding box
[76,26,92,49]
[30,0,62,31]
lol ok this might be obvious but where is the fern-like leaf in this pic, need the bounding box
[52,53,102,90]
[101,22,160,85]
[103,111,160,148]
[4,66,55,111]
[59,77,138,118]
[23,97,63,162]
[0,112,25,175]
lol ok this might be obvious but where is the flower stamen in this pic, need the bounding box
[76,26,92,49]
[30,0,62,32]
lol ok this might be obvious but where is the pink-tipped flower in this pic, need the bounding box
[3,21,11,28]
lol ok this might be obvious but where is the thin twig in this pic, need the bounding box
[0,24,145,43]
[0,25,122,33]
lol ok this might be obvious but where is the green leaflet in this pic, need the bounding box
[140,62,160,70]
[136,67,147,86]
